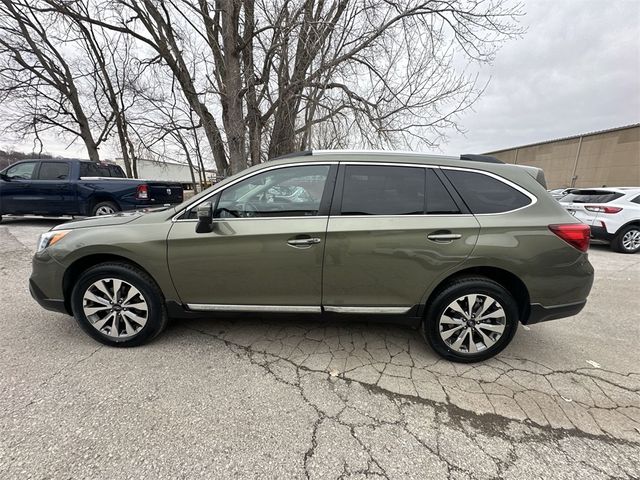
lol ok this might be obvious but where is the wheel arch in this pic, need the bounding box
[617,219,640,232]
[421,266,531,322]
[87,194,121,215]
[62,253,161,313]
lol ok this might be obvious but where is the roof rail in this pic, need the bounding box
[271,150,312,160]
[460,154,504,164]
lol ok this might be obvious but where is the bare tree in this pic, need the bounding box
[9,0,523,174]
[0,0,112,161]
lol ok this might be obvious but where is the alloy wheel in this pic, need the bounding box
[82,278,148,338]
[622,229,640,252]
[438,294,506,354]
[95,205,115,215]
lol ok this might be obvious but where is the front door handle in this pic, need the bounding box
[427,232,462,242]
[287,236,322,248]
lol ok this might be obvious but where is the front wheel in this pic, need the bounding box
[423,277,519,363]
[71,263,168,347]
[611,225,640,254]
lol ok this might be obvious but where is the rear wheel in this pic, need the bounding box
[611,225,640,254]
[71,263,168,347]
[423,277,519,362]
[91,201,119,216]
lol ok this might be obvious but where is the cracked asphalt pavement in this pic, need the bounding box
[1,218,639,479]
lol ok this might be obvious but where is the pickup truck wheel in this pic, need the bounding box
[70,263,168,347]
[422,277,519,363]
[611,225,640,254]
[92,201,119,216]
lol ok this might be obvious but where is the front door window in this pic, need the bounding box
[215,165,330,218]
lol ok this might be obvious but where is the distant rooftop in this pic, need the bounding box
[486,123,640,153]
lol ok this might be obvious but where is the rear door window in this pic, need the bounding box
[444,170,532,214]
[38,162,69,180]
[341,165,425,215]
[561,190,624,204]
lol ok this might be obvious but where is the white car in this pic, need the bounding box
[559,187,640,253]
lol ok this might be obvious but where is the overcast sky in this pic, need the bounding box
[1,0,638,160]
[442,0,640,155]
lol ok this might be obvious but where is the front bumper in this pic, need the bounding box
[29,278,69,315]
[524,300,587,325]
[30,250,69,315]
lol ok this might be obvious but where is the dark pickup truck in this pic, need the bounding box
[0,159,183,220]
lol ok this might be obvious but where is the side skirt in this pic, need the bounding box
[165,301,422,327]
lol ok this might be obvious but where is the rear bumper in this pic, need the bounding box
[29,278,69,315]
[590,225,615,241]
[524,300,587,325]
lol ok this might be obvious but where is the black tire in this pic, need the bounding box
[611,225,640,254]
[422,277,519,363]
[91,200,119,216]
[70,262,168,347]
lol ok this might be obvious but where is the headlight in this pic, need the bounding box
[36,230,71,253]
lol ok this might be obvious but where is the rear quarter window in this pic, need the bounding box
[443,170,532,214]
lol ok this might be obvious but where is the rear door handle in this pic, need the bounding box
[287,237,322,247]
[427,233,462,242]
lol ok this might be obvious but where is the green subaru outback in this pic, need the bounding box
[30,151,594,362]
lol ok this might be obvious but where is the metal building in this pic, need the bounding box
[485,124,640,188]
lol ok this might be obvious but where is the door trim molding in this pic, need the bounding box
[186,304,322,313]
[323,306,411,314]
[186,304,412,314]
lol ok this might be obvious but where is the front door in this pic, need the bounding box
[322,164,480,311]
[167,163,336,309]
[0,161,39,214]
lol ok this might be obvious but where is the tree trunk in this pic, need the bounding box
[242,0,261,166]
[216,0,246,174]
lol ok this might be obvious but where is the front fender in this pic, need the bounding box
[49,221,180,304]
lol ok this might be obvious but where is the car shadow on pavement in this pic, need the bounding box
[0,217,71,227]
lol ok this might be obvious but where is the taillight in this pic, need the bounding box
[549,224,590,252]
[136,184,149,200]
[585,205,622,214]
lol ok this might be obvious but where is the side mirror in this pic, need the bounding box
[195,202,213,233]
[0,172,10,181]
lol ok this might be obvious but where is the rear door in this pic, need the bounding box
[31,161,77,215]
[322,164,480,312]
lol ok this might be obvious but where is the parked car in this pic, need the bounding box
[0,159,184,221]
[30,151,594,362]
[559,187,640,253]
[548,187,571,200]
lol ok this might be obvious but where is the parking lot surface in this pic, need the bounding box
[1,218,639,479]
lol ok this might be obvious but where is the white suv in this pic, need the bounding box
[559,188,640,253]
